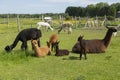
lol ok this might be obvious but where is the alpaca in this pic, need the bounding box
[58,22,73,34]
[5,28,42,52]
[47,34,58,51]
[54,41,69,56]
[37,22,54,31]
[32,40,51,57]
[78,35,87,60]
[72,26,117,53]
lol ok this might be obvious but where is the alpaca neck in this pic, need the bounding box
[34,45,41,53]
[55,46,59,54]
[103,29,113,48]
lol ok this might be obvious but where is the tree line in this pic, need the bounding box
[65,2,120,18]
[0,13,65,19]
[0,2,120,20]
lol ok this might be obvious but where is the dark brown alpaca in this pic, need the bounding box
[54,41,69,56]
[72,27,117,53]
[78,35,87,60]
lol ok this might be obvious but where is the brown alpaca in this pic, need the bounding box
[47,34,58,51]
[73,27,117,53]
[32,40,51,57]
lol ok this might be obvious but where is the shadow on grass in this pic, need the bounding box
[62,56,80,60]
[75,75,86,80]
[104,55,112,60]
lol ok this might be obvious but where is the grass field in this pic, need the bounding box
[0,19,120,80]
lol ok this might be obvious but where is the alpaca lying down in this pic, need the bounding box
[32,40,51,57]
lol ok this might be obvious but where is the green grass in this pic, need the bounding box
[0,19,120,80]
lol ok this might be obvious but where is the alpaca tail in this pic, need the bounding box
[5,35,19,52]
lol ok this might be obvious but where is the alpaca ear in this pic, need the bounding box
[46,41,49,44]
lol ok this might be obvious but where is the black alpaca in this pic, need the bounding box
[5,28,42,52]
[78,35,87,60]
[54,41,69,56]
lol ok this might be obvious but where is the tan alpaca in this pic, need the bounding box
[32,40,51,57]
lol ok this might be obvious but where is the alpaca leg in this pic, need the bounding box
[49,26,54,31]
[58,27,62,34]
[80,52,82,60]
[51,43,54,51]
[46,26,49,32]
[84,49,87,60]
[37,39,40,47]
[64,27,66,32]
[21,41,28,50]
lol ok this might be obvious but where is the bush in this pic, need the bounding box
[107,16,115,20]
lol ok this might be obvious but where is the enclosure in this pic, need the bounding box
[0,17,120,80]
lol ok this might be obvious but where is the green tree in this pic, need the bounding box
[86,4,96,17]
[96,2,109,16]
[111,3,120,12]
[108,6,116,17]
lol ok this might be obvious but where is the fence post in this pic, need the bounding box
[4,18,6,24]
[42,15,44,22]
[59,15,62,23]
[75,16,77,29]
[17,14,20,32]
[7,14,9,28]
[104,15,107,27]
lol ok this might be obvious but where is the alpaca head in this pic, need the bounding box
[5,45,12,52]
[32,40,38,46]
[77,35,84,41]
[109,28,117,32]
[106,26,117,32]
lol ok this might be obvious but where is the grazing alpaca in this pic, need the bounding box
[47,34,58,51]
[54,41,69,56]
[58,22,73,34]
[5,28,42,52]
[32,40,51,57]
[72,26,117,53]
[37,22,54,31]
[78,35,87,60]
